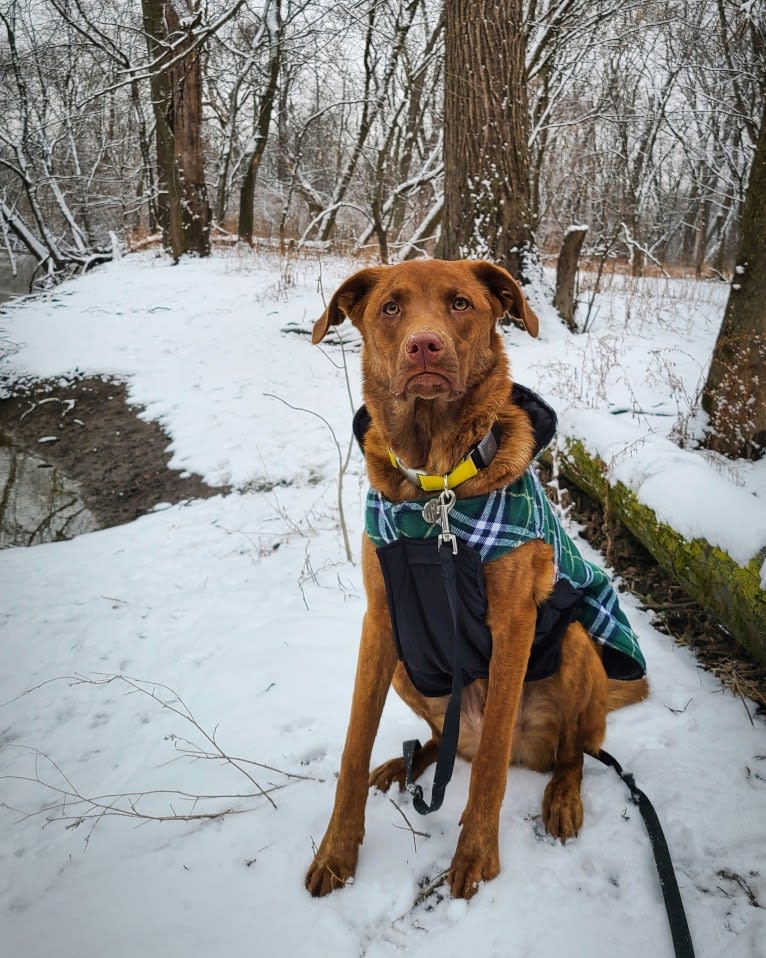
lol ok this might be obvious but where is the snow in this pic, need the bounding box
[0,250,764,958]
[558,407,766,569]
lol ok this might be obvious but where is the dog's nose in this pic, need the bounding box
[406,330,443,360]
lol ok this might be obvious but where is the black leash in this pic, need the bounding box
[589,749,695,958]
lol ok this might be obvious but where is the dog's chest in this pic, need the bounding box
[366,468,647,687]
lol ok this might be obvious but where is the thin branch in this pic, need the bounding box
[388,796,430,852]
[264,392,354,563]
[1,672,323,843]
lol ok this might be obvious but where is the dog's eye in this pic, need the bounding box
[452,296,471,311]
[382,301,400,316]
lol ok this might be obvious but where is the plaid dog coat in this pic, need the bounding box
[359,387,646,696]
[366,467,646,691]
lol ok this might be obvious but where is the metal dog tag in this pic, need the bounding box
[422,488,455,526]
[422,497,442,525]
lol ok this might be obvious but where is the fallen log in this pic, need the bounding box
[545,437,766,667]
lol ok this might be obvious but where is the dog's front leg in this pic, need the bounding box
[448,540,554,899]
[305,540,398,897]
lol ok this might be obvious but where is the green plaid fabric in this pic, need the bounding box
[366,468,646,674]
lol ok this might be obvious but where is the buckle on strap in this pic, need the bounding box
[388,423,499,492]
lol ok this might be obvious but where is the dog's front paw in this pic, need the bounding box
[448,828,500,899]
[369,757,407,792]
[305,840,359,897]
[542,779,583,841]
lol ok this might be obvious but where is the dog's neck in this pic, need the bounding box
[382,364,505,465]
[363,361,535,502]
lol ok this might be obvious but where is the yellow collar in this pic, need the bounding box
[388,424,500,492]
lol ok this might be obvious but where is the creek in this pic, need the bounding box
[0,433,99,548]
[0,253,38,305]
[1,259,101,545]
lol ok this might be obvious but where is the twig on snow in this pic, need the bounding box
[0,672,323,845]
[388,796,430,851]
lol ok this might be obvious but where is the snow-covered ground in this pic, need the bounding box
[1,249,764,958]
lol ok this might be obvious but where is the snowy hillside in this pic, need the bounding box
[0,249,764,958]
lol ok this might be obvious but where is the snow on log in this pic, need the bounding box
[544,436,766,667]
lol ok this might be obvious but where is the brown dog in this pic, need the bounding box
[305,259,648,899]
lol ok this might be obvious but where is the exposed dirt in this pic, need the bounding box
[0,376,226,529]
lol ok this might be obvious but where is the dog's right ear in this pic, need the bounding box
[312,267,385,344]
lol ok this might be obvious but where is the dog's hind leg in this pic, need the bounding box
[369,737,439,792]
[541,724,587,840]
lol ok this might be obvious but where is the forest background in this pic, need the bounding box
[0,0,761,280]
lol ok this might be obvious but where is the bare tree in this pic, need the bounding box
[695,0,766,457]
[0,0,242,273]
[0,1,123,274]
[702,96,766,459]
[141,0,211,258]
[438,0,534,280]
[354,4,444,260]
[1,0,761,285]
[532,1,760,277]
[274,0,431,249]
[237,0,284,244]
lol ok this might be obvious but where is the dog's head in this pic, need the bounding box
[312,260,538,404]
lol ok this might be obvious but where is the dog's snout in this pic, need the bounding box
[406,330,443,360]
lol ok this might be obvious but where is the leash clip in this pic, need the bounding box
[437,482,458,555]
[421,481,458,553]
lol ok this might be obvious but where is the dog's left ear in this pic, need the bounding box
[312,267,385,344]
[470,261,539,338]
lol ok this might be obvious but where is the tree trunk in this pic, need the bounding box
[702,94,766,460]
[629,223,645,277]
[438,0,536,281]
[276,76,290,187]
[238,1,282,245]
[553,226,587,331]
[142,0,210,259]
[693,194,710,278]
